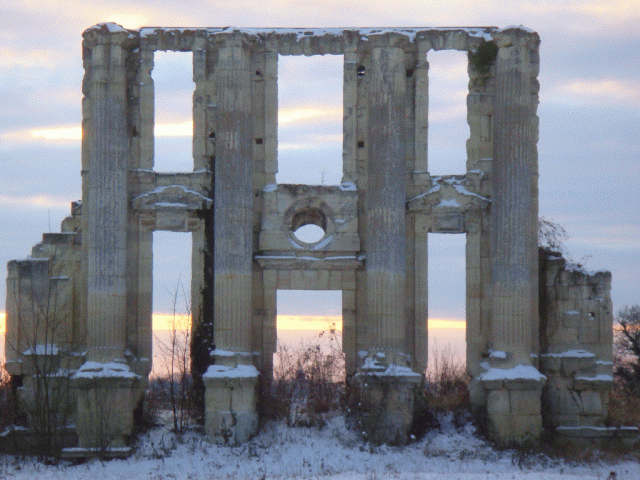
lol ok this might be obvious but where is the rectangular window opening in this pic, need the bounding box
[427,233,466,376]
[152,51,194,173]
[152,231,193,379]
[277,55,343,186]
[427,50,469,175]
[275,290,344,382]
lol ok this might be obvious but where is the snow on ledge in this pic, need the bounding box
[575,374,613,382]
[23,344,59,356]
[489,350,507,360]
[540,349,595,359]
[480,364,546,382]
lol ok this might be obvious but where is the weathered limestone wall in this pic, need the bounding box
[539,250,614,432]
[10,24,621,449]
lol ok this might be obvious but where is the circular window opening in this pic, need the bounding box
[293,224,325,244]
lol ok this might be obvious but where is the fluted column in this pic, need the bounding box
[83,27,131,363]
[365,37,407,358]
[212,36,254,355]
[490,28,540,364]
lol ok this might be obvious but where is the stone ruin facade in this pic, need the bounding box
[4,23,625,451]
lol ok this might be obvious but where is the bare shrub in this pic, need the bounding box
[268,323,345,427]
[613,305,640,395]
[606,370,640,428]
[153,280,193,434]
[6,253,76,462]
[0,369,20,431]
[425,344,470,411]
[411,345,470,440]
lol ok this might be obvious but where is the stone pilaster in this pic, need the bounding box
[212,36,255,356]
[206,34,259,445]
[364,37,408,361]
[82,26,132,364]
[489,28,540,364]
[482,27,542,446]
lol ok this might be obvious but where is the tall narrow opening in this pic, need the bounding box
[427,234,466,374]
[152,51,194,172]
[152,231,193,378]
[275,289,343,378]
[427,50,469,175]
[277,55,343,185]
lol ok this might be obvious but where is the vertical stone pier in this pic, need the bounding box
[73,24,143,451]
[203,34,259,445]
[482,28,544,445]
[356,34,421,445]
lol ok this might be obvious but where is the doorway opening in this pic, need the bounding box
[427,233,466,377]
[427,50,469,175]
[277,55,343,186]
[152,51,194,173]
[273,289,344,423]
[152,231,193,380]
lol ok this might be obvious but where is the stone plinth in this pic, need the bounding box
[352,356,422,445]
[480,363,546,446]
[71,361,145,450]
[203,351,259,445]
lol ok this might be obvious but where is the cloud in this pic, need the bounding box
[0,194,72,210]
[555,79,640,107]
[279,108,342,126]
[277,315,342,331]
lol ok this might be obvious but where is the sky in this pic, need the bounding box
[1,1,638,343]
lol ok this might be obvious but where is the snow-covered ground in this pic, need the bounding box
[1,413,638,479]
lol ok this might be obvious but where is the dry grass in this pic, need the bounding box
[265,325,345,427]
[424,345,470,412]
[607,359,640,429]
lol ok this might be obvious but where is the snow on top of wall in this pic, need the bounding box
[203,364,259,379]
[498,25,536,34]
[137,26,498,42]
[480,363,546,382]
[72,361,139,379]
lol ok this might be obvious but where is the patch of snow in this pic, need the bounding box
[287,237,305,249]
[489,350,507,359]
[23,344,60,356]
[3,411,640,479]
[541,350,595,358]
[339,182,357,191]
[437,199,461,208]
[210,349,237,357]
[480,363,546,382]
[312,234,333,250]
[72,361,139,379]
[574,374,613,382]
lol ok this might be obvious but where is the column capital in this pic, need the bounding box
[83,23,138,49]
[491,27,540,49]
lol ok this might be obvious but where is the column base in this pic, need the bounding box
[203,351,259,445]
[351,357,422,445]
[71,361,145,450]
